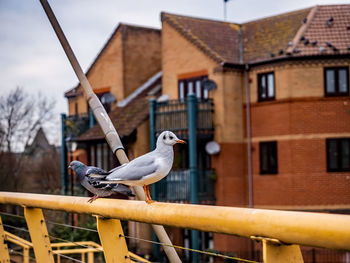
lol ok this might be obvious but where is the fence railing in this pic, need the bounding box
[155,99,214,139]
[0,191,350,263]
[155,169,215,203]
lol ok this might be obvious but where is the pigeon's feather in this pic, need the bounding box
[88,173,108,179]
[69,160,134,197]
[85,167,109,178]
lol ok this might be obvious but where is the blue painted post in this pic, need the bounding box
[187,93,199,263]
[149,98,157,151]
[149,98,160,260]
[60,113,68,195]
[89,108,96,128]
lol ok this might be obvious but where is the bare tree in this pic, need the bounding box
[0,87,56,192]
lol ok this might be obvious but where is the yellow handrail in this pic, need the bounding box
[3,229,151,263]
[0,191,349,252]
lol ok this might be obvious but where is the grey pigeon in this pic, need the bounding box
[88,131,185,204]
[68,160,135,202]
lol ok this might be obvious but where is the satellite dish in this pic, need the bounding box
[205,141,220,155]
[101,93,116,104]
[202,79,217,91]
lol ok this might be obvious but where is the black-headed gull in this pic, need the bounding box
[88,131,185,204]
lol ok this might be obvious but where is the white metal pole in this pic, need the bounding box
[38,1,181,262]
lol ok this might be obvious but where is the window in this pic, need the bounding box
[260,141,278,174]
[258,72,275,101]
[326,138,350,172]
[178,76,208,100]
[324,67,349,96]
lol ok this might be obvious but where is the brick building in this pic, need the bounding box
[158,4,350,261]
[64,4,350,262]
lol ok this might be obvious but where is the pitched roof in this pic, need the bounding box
[242,7,312,62]
[161,12,241,64]
[76,73,161,141]
[64,23,160,97]
[292,5,350,57]
[162,4,350,65]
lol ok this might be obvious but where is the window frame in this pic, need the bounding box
[257,72,275,102]
[178,75,209,100]
[326,138,350,172]
[324,67,349,97]
[259,141,278,175]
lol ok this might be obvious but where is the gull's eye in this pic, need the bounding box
[163,135,166,140]
[169,136,174,140]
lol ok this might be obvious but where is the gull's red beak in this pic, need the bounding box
[176,139,186,144]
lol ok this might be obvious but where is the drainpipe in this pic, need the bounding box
[187,93,199,263]
[244,64,253,208]
[60,113,68,195]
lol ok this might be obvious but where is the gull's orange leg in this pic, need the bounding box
[146,185,156,204]
[143,185,149,203]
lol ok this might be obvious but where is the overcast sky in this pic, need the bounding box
[0,0,348,145]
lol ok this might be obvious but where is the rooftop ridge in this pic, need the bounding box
[162,13,232,63]
[242,6,313,25]
[286,6,318,54]
[161,11,240,27]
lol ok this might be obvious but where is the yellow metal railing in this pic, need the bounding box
[3,231,149,263]
[0,191,350,263]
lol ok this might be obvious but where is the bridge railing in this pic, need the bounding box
[0,191,349,263]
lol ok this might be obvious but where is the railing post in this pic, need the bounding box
[24,207,54,263]
[0,217,10,263]
[262,239,304,263]
[60,113,68,195]
[149,98,158,200]
[23,247,29,263]
[149,98,160,260]
[96,216,131,263]
[187,93,199,263]
[88,250,94,263]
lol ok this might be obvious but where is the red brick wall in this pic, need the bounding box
[250,98,350,206]
[212,143,248,207]
[251,97,350,137]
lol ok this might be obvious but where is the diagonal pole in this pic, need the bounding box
[38,1,181,262]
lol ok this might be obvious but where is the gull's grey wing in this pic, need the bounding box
[108,163,127,173]
[106,154,158,181]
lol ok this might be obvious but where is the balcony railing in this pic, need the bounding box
[155,99,214,139]
[155,169,215,203]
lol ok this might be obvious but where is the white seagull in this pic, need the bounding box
[88,131,185,204]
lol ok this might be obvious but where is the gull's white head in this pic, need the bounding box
[157,131,185,147]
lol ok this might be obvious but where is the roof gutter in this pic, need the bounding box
[220,53,350,70]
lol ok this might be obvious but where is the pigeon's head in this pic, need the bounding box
[157,131,185,147]
[68,160,86,174]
